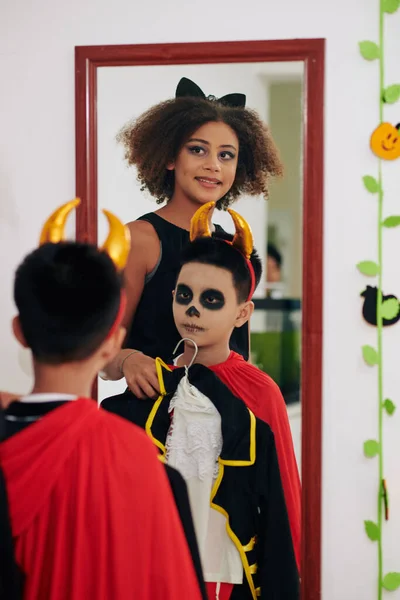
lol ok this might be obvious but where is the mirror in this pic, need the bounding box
[96,61,304,471]
[75,38,324,599]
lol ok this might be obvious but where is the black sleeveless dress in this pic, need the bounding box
[125,213,249,362]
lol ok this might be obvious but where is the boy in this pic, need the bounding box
[178,206,301,570]
[102,202,300,599]
[0,201,203,600]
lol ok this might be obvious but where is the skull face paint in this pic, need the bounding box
[175,284,226,317]
[173,263,244,346]
[199,289,225,310]
[186,305,200,318]
[175,284,193,306]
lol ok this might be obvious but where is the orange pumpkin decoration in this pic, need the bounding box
[370,122,400,160]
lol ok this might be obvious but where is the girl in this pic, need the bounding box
[99,78,282,397]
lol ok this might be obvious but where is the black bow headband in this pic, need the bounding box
[176,77,246,108]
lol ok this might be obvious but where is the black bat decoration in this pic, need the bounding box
[360,286,400,327]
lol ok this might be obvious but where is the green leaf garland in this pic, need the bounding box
[365,520,380,541]
[382,572,400,591]
[383,399,396,416]
[359,2,399,598]
[359,41,380,60]
[357,261,380,276]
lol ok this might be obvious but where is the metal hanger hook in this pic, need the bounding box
[172,338,199,368]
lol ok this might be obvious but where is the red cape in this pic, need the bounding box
[210,352,301,570]
[0,399,202,600]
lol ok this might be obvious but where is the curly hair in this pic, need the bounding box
[117,97,283,210]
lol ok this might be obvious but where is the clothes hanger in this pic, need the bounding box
[172,338,199,369]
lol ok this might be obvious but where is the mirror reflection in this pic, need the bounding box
[97,61,303,471]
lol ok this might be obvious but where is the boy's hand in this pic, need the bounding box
[121,352,160,399]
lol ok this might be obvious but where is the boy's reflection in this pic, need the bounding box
[266,243,283,298]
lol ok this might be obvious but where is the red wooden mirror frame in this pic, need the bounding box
[75,38,325,600]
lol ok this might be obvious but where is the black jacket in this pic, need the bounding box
[102,362,299,600]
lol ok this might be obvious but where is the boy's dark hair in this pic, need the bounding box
[179,233,262,303]
[14,242,123,364]
[117,97,283,210]
[267,243,282,268]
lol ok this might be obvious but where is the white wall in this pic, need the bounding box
[1,1,400,599]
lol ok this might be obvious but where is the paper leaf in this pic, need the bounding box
[383,216,400,228]
[382,298,400,320]
[357,261,380,276]
[382,572,400,591]
[359,41,380,60]
[383,84,400,103]
[383,399,396,416]
[362,345,379,366]
[382,0,400,13]
[364,439,380,457]
[364,520,380,541]
[363,175,380,193]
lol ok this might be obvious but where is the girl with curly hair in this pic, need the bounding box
[102,77,283,398]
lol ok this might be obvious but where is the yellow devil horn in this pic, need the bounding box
[100,209,131,271]
[228,208,254,260]
[189,201,215,242]
[39,198,81,245]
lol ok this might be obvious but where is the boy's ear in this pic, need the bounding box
[12,316,29,348]
[234,301,254,329]
[110,326,126,356]
[114,326,126,351]
[98,326,126,365]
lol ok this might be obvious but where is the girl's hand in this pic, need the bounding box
[122,352,160,399]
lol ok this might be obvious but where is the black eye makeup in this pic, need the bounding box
[200,289,225,310]
[175,284,193,305]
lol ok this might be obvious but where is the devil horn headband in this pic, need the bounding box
[190,201,254,260]
[190,201,255,300]
[176,77,246,109]
[39,198,131,271]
